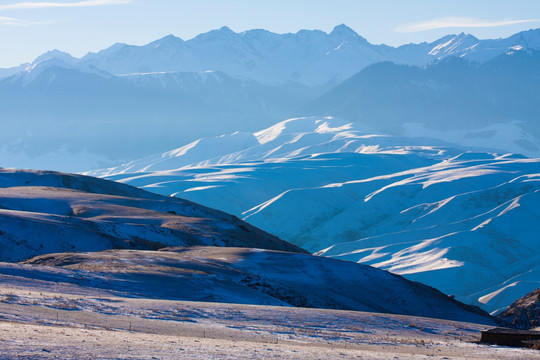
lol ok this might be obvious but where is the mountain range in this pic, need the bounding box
[1,26,540,171]
[304,51,540,156]
[4,25,539,86]
[89,116,540,315]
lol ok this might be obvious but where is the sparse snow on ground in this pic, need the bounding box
[0,247,494,324]
[0,284,536,360]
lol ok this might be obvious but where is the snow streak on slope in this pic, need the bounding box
[90,117,540,313]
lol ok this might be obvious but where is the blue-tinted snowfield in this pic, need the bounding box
[90,117,540,314]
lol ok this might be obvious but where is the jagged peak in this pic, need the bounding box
[148,34,185,48]
[159,34,184,42]
[508,28,540,48]
[240,28,276,39]
[32,49,78,65]
[330,24,358,37]
[80,42,129,61]
[455,32,478,41]
[218,25,235,33]
[431,32,478,46]
[192,26,239,42]
[107,42,129,49]
[26,57,73,73]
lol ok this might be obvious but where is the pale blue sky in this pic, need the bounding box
[1,0,539,68]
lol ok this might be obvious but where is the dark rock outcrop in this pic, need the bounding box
[498,288,540,329]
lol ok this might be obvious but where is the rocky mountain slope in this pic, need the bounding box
[0,168,304,262]
[498,288,540,329]
[0,166,497,325]
[304,50,540,157]
[90,117,540,313]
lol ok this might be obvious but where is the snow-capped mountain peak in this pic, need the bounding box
[194,25,239,42]
[3,26,539,86]
[508,28,540,49]
[13,57,111,85]
[148,34,185,49]
[330,24,358,38]
[25,57,73,73]
[428,33,480,57]
[13,58,80,85]
[31,49,78,66]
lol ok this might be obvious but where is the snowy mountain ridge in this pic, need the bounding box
[87,117,459,176]
[2,26,540,86]
[89,117,540,314]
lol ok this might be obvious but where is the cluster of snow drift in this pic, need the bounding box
[90,116,540,314]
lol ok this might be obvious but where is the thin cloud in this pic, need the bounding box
[0,15,45,25]
[0,0,131,11]
[396,17,539,33]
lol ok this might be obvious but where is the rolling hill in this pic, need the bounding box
[0,168,304,262]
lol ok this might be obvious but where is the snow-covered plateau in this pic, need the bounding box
[91,116,540,314]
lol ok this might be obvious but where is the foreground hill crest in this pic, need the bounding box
[0,168,305,262]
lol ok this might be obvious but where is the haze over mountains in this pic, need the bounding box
[305,51,540,154]
[1,26,540,171]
